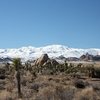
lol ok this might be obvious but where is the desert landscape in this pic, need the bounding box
[0,0,100,100]
[0,53,100,100]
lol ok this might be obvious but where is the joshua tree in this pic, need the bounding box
[13,58,22,98]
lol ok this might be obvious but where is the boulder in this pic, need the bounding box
[35,54,49,66]
[43,59,59,66]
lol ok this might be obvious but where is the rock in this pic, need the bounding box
[43,59,59,66]
[34,54,59,67]
[80,53,93,61]
[80,53,100,61]
[35,54,49,66]
[50,59,59,66]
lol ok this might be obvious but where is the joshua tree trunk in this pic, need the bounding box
[13,58,22,98]
[16,70,22,98]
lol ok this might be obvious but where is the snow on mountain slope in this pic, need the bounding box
[0,45,100,61]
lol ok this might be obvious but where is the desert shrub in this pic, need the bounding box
[74,79,89,89]
[25,61,32,71]
[0,74,6,80]
[30,62,82,76]
[6,82,14,92]
[0,90,17,100]
[21,79,27,86]
[21,71,34,87]
[0,90,12,100]
[84,65,100,78]
[0,80,5,90]
[35,86,57,100]
[86,65,94,77]
[0,67,6,80]
[30,83,40,92]
[74,87,100,100]
[91,83,100,91]
[70,72,81,78]
[77,63,82,67]
[65,63,79,75]
[21,88,34,99]
[35,85,76,100]
[93,67,100,78]
[55,85,76,100]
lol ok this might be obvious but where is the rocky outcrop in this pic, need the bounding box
[43,59,59,66]
[34,54,59,66]
[34,54,49,66]
[93,55,100,61]
[80,53,100,61]
[80,53,93,61]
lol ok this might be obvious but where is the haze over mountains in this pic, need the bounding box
[0,45,100,62]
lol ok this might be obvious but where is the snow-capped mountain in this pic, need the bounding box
[0,45,100,61]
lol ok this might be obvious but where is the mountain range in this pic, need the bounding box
[0,45,100,62]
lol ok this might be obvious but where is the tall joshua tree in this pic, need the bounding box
[13,58,22,98]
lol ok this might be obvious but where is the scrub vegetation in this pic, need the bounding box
[0,54,100,100]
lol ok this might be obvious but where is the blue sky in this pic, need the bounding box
[0,0,100,48]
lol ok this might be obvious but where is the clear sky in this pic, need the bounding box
[0,0,100,48]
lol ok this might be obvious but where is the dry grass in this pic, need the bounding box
[0,90,18,100]
[74,87,100,100]
[35,85,76,100]
[0,62,100,100]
